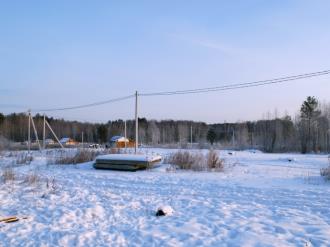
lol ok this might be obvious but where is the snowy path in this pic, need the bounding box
[0,149,330,246]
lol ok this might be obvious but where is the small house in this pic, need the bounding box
[59,137,77,146]
[110,136,134,148]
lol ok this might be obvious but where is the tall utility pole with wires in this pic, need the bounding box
[135,91,138,154]
[124,120,127,149]
[27,111,41,151]
[190,125,193,149]
[81,131,84,149]
[43,114,46,149]
[232,129,236,148]
[28,110,31,153]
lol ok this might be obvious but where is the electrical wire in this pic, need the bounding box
[2,69,330,113]
[140,69,330,96]
[33,94,135,112]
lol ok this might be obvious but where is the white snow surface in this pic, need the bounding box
[0,148,330,247]
[96,153,162,162]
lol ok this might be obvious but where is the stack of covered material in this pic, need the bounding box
[93,154,162,171]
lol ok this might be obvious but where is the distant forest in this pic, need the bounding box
[0,97,329,153]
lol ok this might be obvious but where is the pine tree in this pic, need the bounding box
[0,113,4,126]
[97,124,108,143]
[300,96,321,153]
[207,129,216,145]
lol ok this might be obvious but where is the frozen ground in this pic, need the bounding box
[0,148,330,247]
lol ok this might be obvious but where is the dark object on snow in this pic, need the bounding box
[155,209,166,217]
[0,216,19,223]
[94,154,162,171]
[155,205,174,216]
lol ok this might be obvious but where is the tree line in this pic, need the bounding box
[0,97,329,153]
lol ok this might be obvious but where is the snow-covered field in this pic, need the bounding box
[0,148,330,247]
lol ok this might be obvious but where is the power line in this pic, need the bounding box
[140,69,330,96]
[0,104,30,109]
[33,94,135,112]
[2,69,329,113]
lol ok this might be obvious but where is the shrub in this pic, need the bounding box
[207,150,224,171]
[165,150,224,172]
[165,151,199,170]
[55,149,97,164]
[52,147,134,165]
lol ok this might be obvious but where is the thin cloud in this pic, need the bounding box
[168,32,235,54]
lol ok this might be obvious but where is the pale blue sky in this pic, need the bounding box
[0,0,330,123]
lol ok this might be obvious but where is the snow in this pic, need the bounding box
[96,154,162,162]
[1,149,330,246]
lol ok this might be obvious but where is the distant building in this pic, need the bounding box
[110,136,134,148]
[59,137,77,146]
[44,139,55,145]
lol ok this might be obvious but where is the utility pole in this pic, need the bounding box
[30,114,41,151]
[28,110,31,153]
[82,131,84,149]
[328,130,330,153]
[190,125,193,149]
[135,91,138,154]
[124,120,127,149]
[43,114,46,150]
[232,129,235,148]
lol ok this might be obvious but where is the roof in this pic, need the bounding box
[59,137,71,143]
[110,136,129,142]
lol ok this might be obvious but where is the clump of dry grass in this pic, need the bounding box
[207,150,224,171]
[321,156,330,179]
[1,167,54,195]
[164,151,200,170]
[55,149,97,164]
[16,153,33,164]
[165,150,224,172]
[1,167,42,186]
[45,176,57,193]
[0,136,10,151]
[51,147,133,165]
[24,172,40,185]
[320,167,330,179]
[1,167,16,182]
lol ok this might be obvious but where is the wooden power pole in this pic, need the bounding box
[28,110,31,153]
[124,120,127,149]
[135,91,138,154]
[43,114,46,150]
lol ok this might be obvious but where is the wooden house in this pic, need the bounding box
[110,136,135,148]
